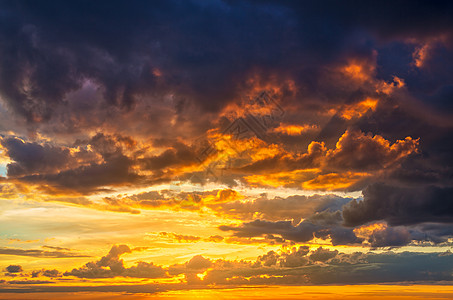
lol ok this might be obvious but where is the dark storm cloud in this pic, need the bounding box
[0,137,72,176]
[343,183,453,227]
[18,152,142,193]
[0,0,297,123]
[0,133,159,193]
[0,136,100,177]
[0,0,450,124]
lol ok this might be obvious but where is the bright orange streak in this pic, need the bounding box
[272,124,318,136]
[302,172,369,191]
[354,222,388,239]
[340,98,378,120]
[245,169,321,188]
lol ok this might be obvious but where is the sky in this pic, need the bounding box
[0,0,452,299]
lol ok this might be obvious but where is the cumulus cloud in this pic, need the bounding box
[325,129,419,172]
[236,129,418,191]
[5,265,23,273]
[64,245,167,279]
[309,247,338,262]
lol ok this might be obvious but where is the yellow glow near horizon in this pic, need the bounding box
[1,285,453,299]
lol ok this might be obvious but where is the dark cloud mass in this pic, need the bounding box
[0,0,449,122]
[343,183,453,226]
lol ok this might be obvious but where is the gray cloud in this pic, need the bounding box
[219,219,362,246]
[343,183,453,226]
[210,194,352,223]
[0,247,89,258]
[5,265,22,273]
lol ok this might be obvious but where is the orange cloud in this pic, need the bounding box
[341,61,375,82]
[272,123,318,136]
[302,172,369,191]
[245,169,320,188]
[353,222,387,239]
[376,76,405,95]
[239,129,417,190]
[413,42,432,68]
[340,98,378,120]
[201,189,244,204]
[326,129,419,171]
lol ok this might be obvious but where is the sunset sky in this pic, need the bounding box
[0,1,453,299]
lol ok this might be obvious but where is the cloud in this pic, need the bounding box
[170,247,453,286]
[237,129,418,190]
[343,183,453,226]
[301,171,369,191]
[159,232,201,243]
[279,246,310,267]
[5,265,23,273]
[0,247,89,258]
[7,279,55,285]
[30,269,61,278]
[219,219,362,246]
[64,245,167,279]
[0,133,147,193]
[186,255,212,270]
[139,142,199,171]
[0,137,79,177]
[209,193,352,223]
[325,129,419,172]
[309,247,338,262]
[4,245,453,290]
